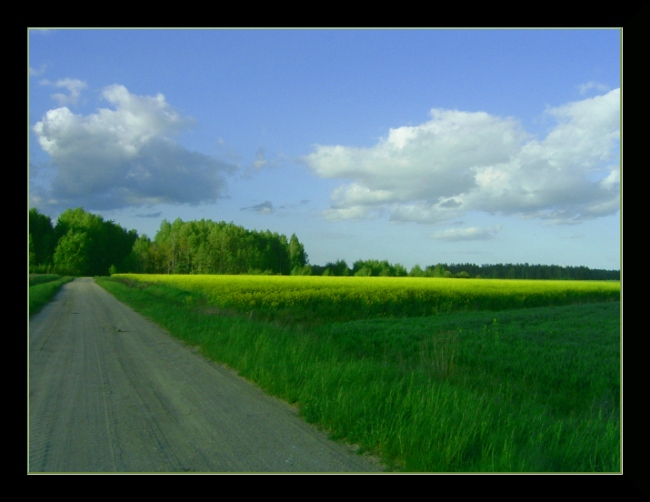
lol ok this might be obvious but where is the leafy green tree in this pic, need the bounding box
[29,208,57,270]
[409,264,425,277]
[147,217,301,275]
[393,263,408,277]
[354,265,372,277]
[349,258,408,277]
[154,219,173,273]
[321,259,349,276]
[102,221,137,274]
[431,264,449,278]
[289,233,308,270]
[52,208,138,276]
[291,264,312,276]
[125,235,153,273]
[53,231,90,276]
[29,234,36,269]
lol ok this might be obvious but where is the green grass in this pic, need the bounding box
[95,275,621,472]
[310,303,620,471]
[29,275,74,317]
[29,274,63,287]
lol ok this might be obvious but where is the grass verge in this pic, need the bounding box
[29,275,74,317]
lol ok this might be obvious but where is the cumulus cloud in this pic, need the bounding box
[40,78,88,106]
[577,81,610,95]
[31,84,236,211]
[241,201,274,214]
[305,89,620,225]
[433,225,502,241]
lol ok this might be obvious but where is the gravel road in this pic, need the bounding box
[28,277,384,473]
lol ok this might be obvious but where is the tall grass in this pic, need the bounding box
[311,303,620,471]
[29,275,74,317]
[96,276,620,472]
[29,274,63,287]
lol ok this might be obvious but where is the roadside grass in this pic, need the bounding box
[95,276,620,472]
[29,275,74,317]
[29,274,62,287]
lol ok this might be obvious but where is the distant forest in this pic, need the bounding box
[29,208,307,277]
[29,207,620,281]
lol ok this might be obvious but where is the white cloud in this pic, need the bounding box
[305,89,620,225]
[323,205,375,221]
[433,226,501,241]
[41,78,88,106]
[577,81,610,95]
[31,84,236,211]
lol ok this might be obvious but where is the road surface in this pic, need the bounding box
[28,277,384,473]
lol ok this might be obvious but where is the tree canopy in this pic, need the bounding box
[30,207,137,276]
[129,218,307,276]
[28,207,619,280]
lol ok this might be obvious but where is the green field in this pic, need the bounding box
[98,274,621,472]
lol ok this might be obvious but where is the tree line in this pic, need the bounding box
[129,218,307,275]
[29,208,307,277]
[438,262,620,281]
[29,207,138,276]
[303,260,619,280]
[29,207,620,280]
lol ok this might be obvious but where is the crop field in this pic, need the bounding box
[114,274,620,323]
[102,274,621,472]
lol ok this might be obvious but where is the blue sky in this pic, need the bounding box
[28,29,621,270]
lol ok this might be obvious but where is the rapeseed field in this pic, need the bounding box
[116,274,619,323]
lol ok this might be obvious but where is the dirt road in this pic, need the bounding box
[29,278,383,473]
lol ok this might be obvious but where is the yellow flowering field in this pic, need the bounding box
[115,274,620,320]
